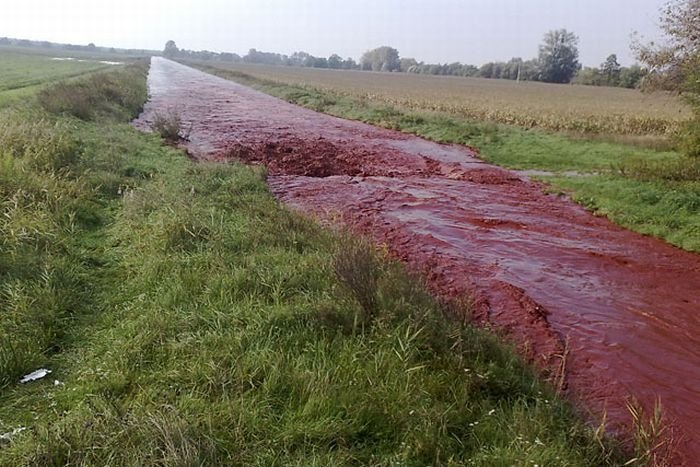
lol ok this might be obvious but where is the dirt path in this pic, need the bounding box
[135,58,700,462]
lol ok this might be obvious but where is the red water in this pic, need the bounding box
[135,58,700,462]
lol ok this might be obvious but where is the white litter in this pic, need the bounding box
[20,369,52,383]
[0,427,26,442]
[53,380,64,386]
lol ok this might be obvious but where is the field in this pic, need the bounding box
[0,47,126,107]
[0,51,634,464]
[210,63,690,137]
[194,62,700,254]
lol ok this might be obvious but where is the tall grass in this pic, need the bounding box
[37,61,148,121]
[0,61,150,387]
[0,119,88,387]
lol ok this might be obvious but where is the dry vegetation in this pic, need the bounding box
[211,63,690,136]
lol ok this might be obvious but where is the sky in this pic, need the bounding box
[0,0,669,67]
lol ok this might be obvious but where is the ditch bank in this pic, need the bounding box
[134,58,700,463]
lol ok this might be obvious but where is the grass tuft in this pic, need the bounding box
[151,109,184,143]
[332,237,381,324]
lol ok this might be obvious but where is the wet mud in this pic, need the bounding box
[135,58,700,462]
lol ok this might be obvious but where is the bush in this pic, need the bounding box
[619,156,700,182]
[678,115,700,158]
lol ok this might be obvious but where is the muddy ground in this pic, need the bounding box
[135,58,700,462]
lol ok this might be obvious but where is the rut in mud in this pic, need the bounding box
[135,58,700,463]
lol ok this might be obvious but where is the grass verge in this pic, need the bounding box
[193,64,700,253]
[0,59,633,464]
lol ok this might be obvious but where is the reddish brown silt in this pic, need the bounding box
[135,58,700,463]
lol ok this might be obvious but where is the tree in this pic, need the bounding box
[289,51,311,67]
[618,65,648,89]
[634,0,700,92]
[601,54,621,85]
[164,40,179,58]
[479,62,496,78]
[312,57,328,68]
[342,57,357,69]
[573,67,605,86]
[400,57,418,72]
[537,29,581,83]
[328,54,343,69]
[220,52,241,63]
[360,46,400,72]
[635,0,700,155]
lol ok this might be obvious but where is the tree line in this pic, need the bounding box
[0,36,154,56]
[164,30,648,89]
[169,0,700,158]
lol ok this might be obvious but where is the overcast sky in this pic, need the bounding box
[1,0,668,66]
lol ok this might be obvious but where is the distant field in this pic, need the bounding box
[0,47,120,106]
[206,63,690,136]
[194,61,700,253]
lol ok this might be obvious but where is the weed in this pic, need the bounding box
[625,398,675,467]
[332,237,380,324]
[151,109,184,143]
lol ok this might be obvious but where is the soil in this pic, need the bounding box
[134,58,700,463]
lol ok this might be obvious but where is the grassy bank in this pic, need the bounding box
[0,59,633,464]
[0,47,120,108]
[192,64,700,253]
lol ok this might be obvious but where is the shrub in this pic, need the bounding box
[678,115,700,158]
[619,156,700,182]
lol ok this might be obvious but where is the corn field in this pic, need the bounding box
[218,63,690,136]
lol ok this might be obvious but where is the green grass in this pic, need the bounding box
[550,176,700,252]
[193,64,700,254]
[0,57,630,464]
[0,46,125,108]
